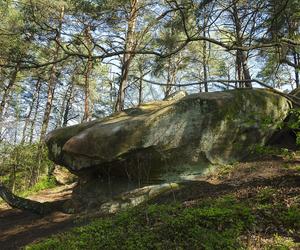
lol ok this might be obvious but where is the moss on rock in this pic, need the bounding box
[46,89,291,182]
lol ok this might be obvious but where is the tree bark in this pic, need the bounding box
[231,3,252,88]
[293,51,299,88]
[40,6,65,141]
[165,53,181,98]
[0,62,20,121]
[165,57,173,98]
[82,25,94,122]
[115,0,139,112]
[29,79,42,144]
[62,82,74,127]
[203,30,208,92]
[0,182,51,215]
[37,6,65,182]
[55,80,74,128]
[138,66,143,106]
[21,78,41,144]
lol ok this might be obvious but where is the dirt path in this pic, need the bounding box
[0,184,78,250]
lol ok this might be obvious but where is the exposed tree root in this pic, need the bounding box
[0,182,52,215]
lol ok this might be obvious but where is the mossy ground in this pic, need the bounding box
[27,160,300,250]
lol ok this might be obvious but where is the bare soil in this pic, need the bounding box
[0,184,79,250]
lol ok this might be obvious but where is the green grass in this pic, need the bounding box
[18,176,57,198]
[0,176,57,205]
[27,190,300,250]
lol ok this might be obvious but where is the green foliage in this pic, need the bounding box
[287,109,300,130]
[265,234,299,250]
[19,176,57,198]
[280,207,300,229]
[27,197,250,249]
[0,143,53,194]
[250,144,294,159]
[285,109,300,146]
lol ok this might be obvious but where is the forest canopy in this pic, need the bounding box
[0,2,299,249]
[0,0,299,192]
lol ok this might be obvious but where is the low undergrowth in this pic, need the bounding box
[27,186,300,250]
[18,176,57,197]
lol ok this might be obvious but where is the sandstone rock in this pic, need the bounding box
[46,89,291,183]
[163,90,188,101]
[53,165,77,185]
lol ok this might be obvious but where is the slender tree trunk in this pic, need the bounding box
[34,6,64,185]
[39,62,58,141]
[62,82,74,127]
[203,30,208,92]
[82,58,93,122]
[165,53,180,98]
[293,51,299,88]
[29,80,42,144]
[240,51,251,85]
[165,57,173,98]
[138,66,143,106]
[0,63,20,121]
[55,97,66,129]
[201,12,209,92]
[236,52,242,87]
[82,25,94,122]
[232,3,252,88]
[40,6,65,141]
[115,0,139,112]
[227,68,231,89]
[8,164,17,193]
[55,80,75,128]
[21,78,41,144]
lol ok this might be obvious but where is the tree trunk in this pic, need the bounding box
[232,3,252,88]
[165,53,180,98]
[201,11,209,93]
[21,78,41,144]
[165,57,173,98]
[0,62,20,121]
[82,58,93,122]
[55,81,74,128]
[115,0,139,112]
[241,51,252,86]
[29,79,42,144]
[40,6,65,141]
[236,52,243,87]
[35,6,65,182]
[293,51,299,88]
[138,66,143,106]
[82,25,94,122]
[203,30,208,92]
[62,82,74,127]
[8,165,16,193]
[0,182,51,215]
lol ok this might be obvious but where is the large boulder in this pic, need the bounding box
[46,89,291,183]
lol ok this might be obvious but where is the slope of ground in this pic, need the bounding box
[0,184,79,250]
[25,158,300,250]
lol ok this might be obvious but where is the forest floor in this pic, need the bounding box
[0,157,299,249]
[0,184,81,250]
